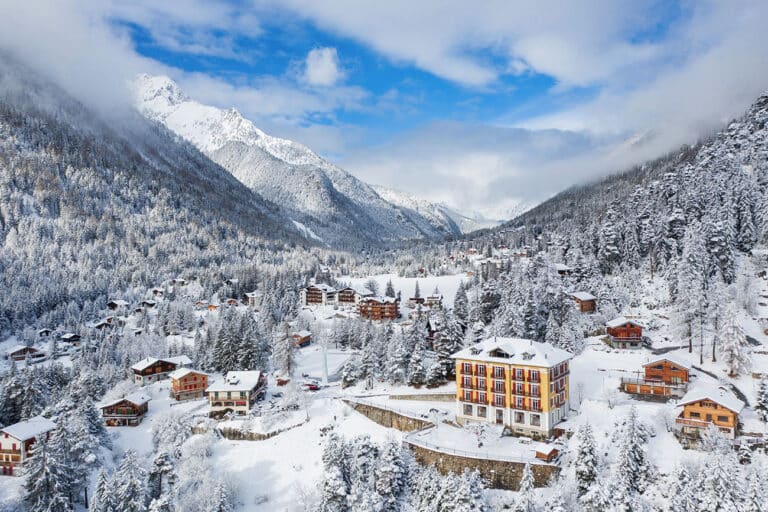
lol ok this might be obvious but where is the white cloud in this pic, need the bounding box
[303,47,344,86]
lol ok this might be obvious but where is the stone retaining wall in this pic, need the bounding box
[406,442,559,490]
[343,400,433,432]
[192,418,308,441]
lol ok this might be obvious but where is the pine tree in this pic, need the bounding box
[698,452,743,511]
[668,464,695,512]
[743,469,765,512]
[272,332,297,378]
[24,438,72,512]
[449,470,488,512]
[211,482,233,512]
[425,362,445,387]
[114,450,147,512]
[91,469,113,512]
[386,331,409,384]
[754,379,768,421]
[373,441,405,512]
[147,451,174,501]
[413,281,421,300]
[384,280,396,298]
[453,282,469,324]
[719,304,751,376]
[407,341,426,386]
[513,463,537,512]
[574,423,598,497]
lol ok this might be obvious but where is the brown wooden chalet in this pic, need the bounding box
[605,317,643,348]
[569,292,596,313]
[4,345,45,362]
[100,393,150,426]
[292,330,312,348]
[676,386,744,440]
[621,357,691,399]
[131,355,192,385]
[300,284,337,306]
[358,297,399,321]
[0,416,56,476]
[170,368,209,401]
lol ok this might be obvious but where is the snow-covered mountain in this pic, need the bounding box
[134,74,461,247]
[372,185,505,234]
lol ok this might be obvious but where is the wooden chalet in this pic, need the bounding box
[358,297,399,321]
[554,263,572,276]
[37,328,52,338]
[100,393,150,427]
[206,371,267,417]
[207,303,220,311]
[60,332,81,345]
[605,317,643,348]
[4,345,45,362]
[172,278,187,286]
[152,287,165,297]
[244,291,262,308]
[569,292,596,313]
[424,294,443,309]
[292,330,312,348]
[141,300,157,308]
[194,300,209,309]
[169,368,209,401]
[676,385,744,440]
[107,299,129,310]
[0,416,56,476]
[621,357,691,399]
[225,298,239,307]
[131,355,192,385]
[337,286,373,305]
[406,297,425,308]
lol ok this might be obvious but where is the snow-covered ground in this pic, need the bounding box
[344,273,467,307]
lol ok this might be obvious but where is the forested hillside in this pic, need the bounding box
[0,55,313,331]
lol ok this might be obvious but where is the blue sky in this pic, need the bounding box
[3,0,768,216]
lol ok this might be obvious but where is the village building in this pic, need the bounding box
[605,316,644,348]
[292,330,312,348]
[152,287,164,297]
[299,284,338,306]
[451,337,572,439]
[358,296,400,321]
[406,296,425,308]
[37,328,52,338]
[207,303,220,311]
[244,291,262,308]
[424,294,444,309]
[206,371,267,418]
[676,385,744,440]
[131,355,192,385]
[554,263,572,276]
[100,392,150,427]
[170,368,209,401]
[172,278,187,286]
[107,299,129,310]
[60,333,81,345]
[336,286,374,305]
[225,298,239,307]
[0,416,56,476]
[621,357,691,399]
[141,300,157,308]
[4,345,45,362]
[569,292,596,313]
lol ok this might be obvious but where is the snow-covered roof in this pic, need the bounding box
[570,291,596,301]
[678,385,744,414]
[245,291,262,298]
[5,344,39,356]
[169,368,208,380]
[305,283,336,292]
[108,299,129,306]
[450,337,572,367]
[100,392,151,409]
[60,333,79,340]
[130,355,191,372]
[293,330,312,338]
[606,316,644,329]
[206,371,263,392]
[553,263,571,271]
[643,356,691,370]
[1,416,56,441]
[360,296,398,304]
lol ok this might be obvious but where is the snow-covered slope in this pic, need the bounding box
[134,74,460,247]
[372,185,505,234]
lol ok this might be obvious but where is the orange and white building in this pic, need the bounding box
[451,337,571,439]
[676,385,744,439]
[169,368,209,401]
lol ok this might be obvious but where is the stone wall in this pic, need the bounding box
[191,419,308,441]
[343,400,433,432]
[406,442,559,491]
[388,392,456,402]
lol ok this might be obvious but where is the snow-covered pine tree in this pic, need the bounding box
[697,452,743,511]
[114,450,147,512]
[373,441,405,512]
[272,331,297,378]
[23,437,71,512]
[574,422,598,497]
[718,303,751,377]
[91,469,113,512]
[513,463,537,512]
[667,464,696,512]
[453,282,469,324]
[754,379,768,421]
[407,341,426,386]
[743,469,765,512]
[384,280,396,298]
[211,481,233,512]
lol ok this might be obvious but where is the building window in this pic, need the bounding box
[515,383,524,394]
[690,412,700,418]
[530,384,539,396]
[717,415,729,422]
[477,406,487,418]
[463,404,473,416]
[516,397,524,408]
[494,367,504,378]
[494,394,505,407]
[478,392,487,403]
[494,381,504,392]
[515,368,524,380]
[529,370,539,382]
[530,414,541,426]
[531,399,540,411]
[463,390,472,401]
[463,376,472,388]
[240,392,246,399]
[477,378,486,389]
[515,412,525,424]
[476,365,486,377]
[463,363,472,374]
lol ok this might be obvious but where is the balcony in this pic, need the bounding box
[460,382,486,391]
[676,417,711,429]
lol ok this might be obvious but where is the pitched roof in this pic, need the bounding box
[5,344,39,356]
[570,291,596,301]
[206,371,263,392]
[678,384,744,414]
[606,316,644,329]
[360,296,398,304]
[169,368,208,380]
[1,416,56,441]
[553,263,571,271]
[643,356,691,370]
[130,355,191,372]
[450,337,572,367]
[306,283,336,292]
[108,299,129,306]
[100,392,151,409]
[293,330,312,338]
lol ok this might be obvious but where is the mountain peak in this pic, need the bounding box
[134,73,188,109]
